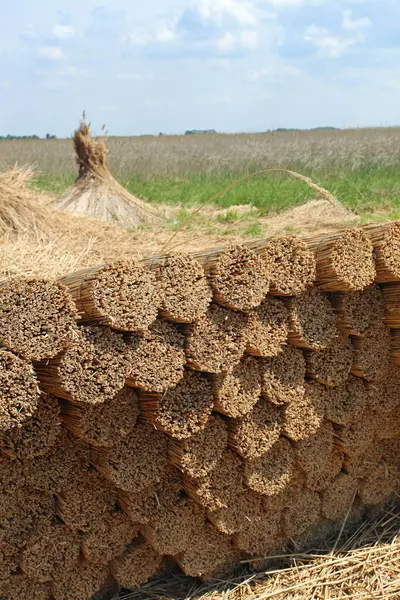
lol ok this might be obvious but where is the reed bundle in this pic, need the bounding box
[250,235,316,296]
[305,331,353,386]
[260,344,306,405]
[331,285,385,336]
[176,521,235,579]
[227,398,283,458]
[351,320,391,380]
[81,512,139,565]
[141,499,204,555]
[233,505,281,555]
[244,437,295,496]
[324,375,367,427]
[59,260,162,332]
[212,355,262,418]
[382,283,400,328]
[184,304,248,373]
[366,221,400,282]
[202,245,270,312]
[140,372,213,439]
[207,490,261,535]
[0,278,78,361]
[35,325,127,403]
[51,562,108,600]
[306,228,375,292]
[144,253,211,323]
[184,450,243,511]
[0,393,60,461]
[168,415,228,478]
[282,382,326,441]
[245,296,289,357]
[125,319,185,393]
[110,537,162,589]
[335,410,377,459]
[286,287,337,349]
[391,329,400,365]
[20,522,81,583]
[282,487,321,538]
[358,460,399,506]
[321,473,359,521]
[91,422,168,493]
[0,574,52,600]
[60,386,139,447]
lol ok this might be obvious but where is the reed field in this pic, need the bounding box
[1,127,400,224]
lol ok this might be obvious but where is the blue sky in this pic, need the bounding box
[0,0,399,136]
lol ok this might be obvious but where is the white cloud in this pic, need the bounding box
[216,30,258,50]
[342,9,371,31]
[194,0,257,27]
[127,31,153,46]
[117,73,153,82]
[52,25,76,40]
[155,26,176,43]
[36,46,66,62]
[251,65,302,81]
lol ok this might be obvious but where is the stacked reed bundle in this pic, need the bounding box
[321,473,359,521]
[282,382,326,441]
[243,437,295,497]
[168,414,228,478]
[305,331,353,386]
[324,375,367,427]
[184,304,248,372]
[91,422,168,493]
[201,245,270,311]
[140,372,214,439]
[366,221,400,282]
[0,278,78,361]
[282,487,321,539]
[51,562,109,600]
[250,235,316,296]
[35,325,127,403]
[144,254,212,323]
[124,319,186,393]
[351,321,392,380]
[110,537,163,589]
[306,228,376,292]
[60,386,139,447]
[260,344,306,405]
[0,349,40,432]
[286,287,337,349]
[233,497,282,555]
[59,260,163,332]
[0,574,52,600]
[244,296,289,357]
[331,285,385,335]
[81,512,139,565]
[207,489,261,535]
[212,355,262,418]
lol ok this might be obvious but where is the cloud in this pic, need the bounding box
[304,9,371,57]
[52,25,76,40]
[251,65,302,81]
[216,30,258,51]
[194,0,257,27]
[36,46,66,62]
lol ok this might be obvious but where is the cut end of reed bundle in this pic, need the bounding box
[260,344,306,405]
[287,287,337,349]
[212,355,262,418]
[244,437,295,496]
[331,285,385,336]
[245,296,289,357]
[228,398,283,458]
[305,330,353,387]
[368,221,400,282]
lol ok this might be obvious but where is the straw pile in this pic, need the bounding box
[1,225,400,600]
[51,121,163,229]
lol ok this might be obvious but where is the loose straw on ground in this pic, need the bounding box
[0,278,78,361]
[59,260,163,332]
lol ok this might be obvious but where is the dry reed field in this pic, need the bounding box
[0,127,399,600]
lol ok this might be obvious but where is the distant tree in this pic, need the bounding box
[185,129,217,135]
[45,133,57,139]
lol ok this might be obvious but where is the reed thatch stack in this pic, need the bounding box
[1,222,400,600]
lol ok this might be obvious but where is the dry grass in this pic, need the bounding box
[116,503,400,600]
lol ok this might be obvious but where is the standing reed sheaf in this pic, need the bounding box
[1,222,400,600]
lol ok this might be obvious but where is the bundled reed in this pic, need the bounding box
[282,487,321,538]
[168,415,228,478]
[184,304,248,373]
[82,512,139,565]
[331,285,385,336]
[366,221,400,282]
[0,278,78,361]
[110,537,162,589]
[282,381,326,441]
[227,398,283,458]
[286,287,337,349]
[51,562,108,600]
[207,490,261,535]
[202,245,270,312]
[260,344,306,405]
[0,349,40,433]
[306,228,375,292]
[324,375,367,427]
[391,329,400,365]
[351,320,391,380]
[244,437,295,496]
[35,325,127,404]
[91,422,168,493]
[250,235,316,296]
[382,283,400,328]
[125,319,185,393]
[0,574,52,600]
[233,504,281,555]
[59,260,162,332]
[145,253,211,323]
[321,473,359,521]
[305,331,353,386]
[140,372,213,439]
[212,355,262,418]
[245,296,289,357]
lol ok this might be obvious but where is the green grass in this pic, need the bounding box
[33,167,400,217]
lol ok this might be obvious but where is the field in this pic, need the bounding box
[2,127,400,239]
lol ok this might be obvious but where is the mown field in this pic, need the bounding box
[1,127,400,226]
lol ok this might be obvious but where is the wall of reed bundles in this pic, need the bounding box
[1,224,400,600]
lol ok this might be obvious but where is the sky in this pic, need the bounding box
[0,0,399,137]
